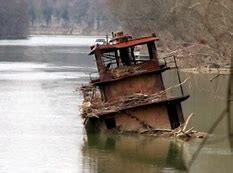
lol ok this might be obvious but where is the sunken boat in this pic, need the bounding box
[81,32,189,135]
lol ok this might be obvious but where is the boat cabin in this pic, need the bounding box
[83,32,189,133]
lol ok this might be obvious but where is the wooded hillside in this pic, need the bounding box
[0,0,29,39]
[0,0,232,66]
[28,0,119,34]
[106,0,233,67]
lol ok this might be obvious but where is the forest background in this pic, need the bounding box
[0,0,232,68]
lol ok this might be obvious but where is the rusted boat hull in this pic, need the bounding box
[86,96,189,133]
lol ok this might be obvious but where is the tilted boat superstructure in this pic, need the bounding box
[81,32,189,134]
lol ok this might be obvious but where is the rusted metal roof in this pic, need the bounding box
[89,36,159,55]
[115,36,159,49]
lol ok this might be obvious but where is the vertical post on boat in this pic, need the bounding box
[106,35,109,44]
[173,55,184,96]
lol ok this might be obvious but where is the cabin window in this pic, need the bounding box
[102,52,118,69]
[105,118,116,129]
[134,44,150,63]
[99,42,156,70]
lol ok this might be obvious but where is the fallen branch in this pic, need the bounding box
[165,77,190,92]
[182,113,194,132]
[171,113,197,139]
[210,74,221,82]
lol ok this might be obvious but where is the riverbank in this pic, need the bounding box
[0,35,106,47]
[159,41,232,72]
[180,67,233,74]
[29,26,108,36]
[1,34,231,73]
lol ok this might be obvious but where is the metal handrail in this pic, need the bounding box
[159,55,185,96]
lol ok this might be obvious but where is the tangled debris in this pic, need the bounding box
[159,43,232,71]
[81,84,170,119]
[105,65,147,79]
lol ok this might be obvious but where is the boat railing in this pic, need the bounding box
[159,55,178,69]
[159,55,185,97]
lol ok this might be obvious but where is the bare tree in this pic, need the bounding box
[106,0,233,67]
[27,0,118,34]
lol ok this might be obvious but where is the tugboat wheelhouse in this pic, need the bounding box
[81,32,189,133]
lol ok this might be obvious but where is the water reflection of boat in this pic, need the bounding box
[81,31,189,134]
[82,134,188,173]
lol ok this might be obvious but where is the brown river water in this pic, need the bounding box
[0,36,232,173]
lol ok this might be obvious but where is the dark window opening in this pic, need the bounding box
[102,52,118,69]
[105,118,116,129]
[100,43,156,70]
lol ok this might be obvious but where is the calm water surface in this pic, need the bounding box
[0,36,232,173]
